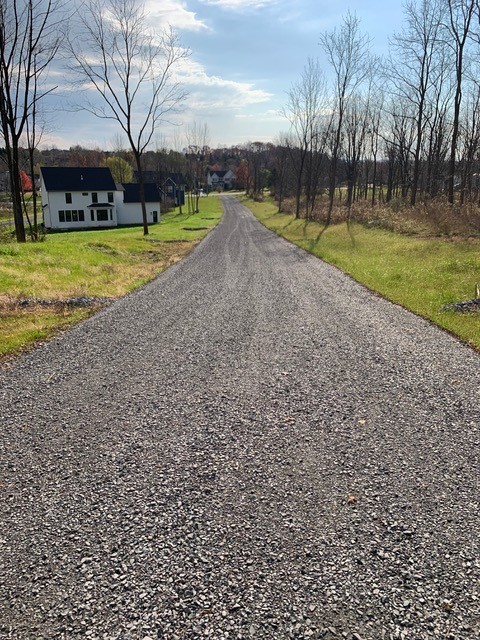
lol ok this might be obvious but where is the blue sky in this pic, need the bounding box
[46,0,406,151]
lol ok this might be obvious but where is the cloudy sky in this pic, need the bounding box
[45,0,405,151]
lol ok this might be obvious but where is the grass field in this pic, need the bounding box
[242,196,480,351]
[0,197,223,359]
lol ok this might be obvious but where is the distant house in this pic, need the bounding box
[162,174,185,207]
[206,169,235,190]
[40,166,161,229]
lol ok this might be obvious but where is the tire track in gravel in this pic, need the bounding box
[0,195,479,639]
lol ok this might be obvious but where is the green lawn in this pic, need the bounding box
[242,196,480,350]
[0,197,223,358]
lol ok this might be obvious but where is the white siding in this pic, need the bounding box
[116,201,160,225]
[42,184,117,229]
[223,170,235,185]
[41,177,160,230]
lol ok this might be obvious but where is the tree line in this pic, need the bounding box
[3,0,480,242]
[276,0,480,222]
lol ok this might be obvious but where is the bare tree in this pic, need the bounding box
[68,0,189,235]
[388,0,446,205]
[185,121,210,213]
[271,136,290,213]
[383,98,417,201]
[282,58,329,219]
[304,120,330,219]
[0,0,61,242]
[23,60,45,240]
[446,0,477,204]
[424,46,453,198]
[457,82,480,202]
[244,141,269,199]
[365,87,384,207]
[342,94,366,210]
[320,11,371,221]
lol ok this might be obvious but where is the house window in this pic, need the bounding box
[65,193,72,204]
[65,211,72,222]
[109,210,113,220]
[108,192,114,203]
[91,211,95,222]
[72,210,78,222]
[78,210,85,222]
[96,209,108,221]
[82,192,88,196]
[92,192,98,203]
[59,210,65,222]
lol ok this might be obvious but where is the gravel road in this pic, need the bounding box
[1,195,479,640]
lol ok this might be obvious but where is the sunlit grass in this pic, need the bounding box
[0,308,92,358]
[244,196,480,350]
[0,197,223,358]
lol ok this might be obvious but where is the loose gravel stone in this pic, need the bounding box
[0,196,479,639]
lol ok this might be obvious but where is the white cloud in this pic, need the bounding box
[200,0,279,9]
[234,109,284,122]
[144,0,208,31]
[176,58,272,109]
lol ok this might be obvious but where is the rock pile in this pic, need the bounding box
[442,298,480,312]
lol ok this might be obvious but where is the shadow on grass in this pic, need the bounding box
[309,218,357,249]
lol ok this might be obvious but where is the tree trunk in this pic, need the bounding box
[134,153,149,236]
[371,153,377,208]
[9,140,27,243]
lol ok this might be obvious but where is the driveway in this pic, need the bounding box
[1,195,479,639]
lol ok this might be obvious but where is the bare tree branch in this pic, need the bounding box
[67,0,189,235]
[0,0,63,242]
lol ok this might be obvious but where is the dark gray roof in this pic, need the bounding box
[208,170,228,178]
[166,173,185,185]
[121,182,161,203]
[40,166,117,191]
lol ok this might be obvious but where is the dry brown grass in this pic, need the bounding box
[279,196,480,237]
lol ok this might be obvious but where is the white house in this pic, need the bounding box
[206,169,236,190]
[116,183,160,225]
[40,166,161,230]
[41,166,118,229]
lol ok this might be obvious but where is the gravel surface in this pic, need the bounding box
[1,195,479,639]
